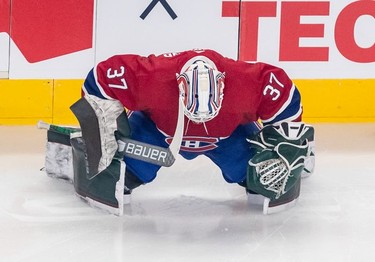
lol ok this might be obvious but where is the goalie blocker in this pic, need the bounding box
[69,95,180,215]
[40,95,179,215]
[40,96,132,215]
[246,122,315,214]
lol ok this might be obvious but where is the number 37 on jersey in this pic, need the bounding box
[107,66,128,90]
[263,72,285,101]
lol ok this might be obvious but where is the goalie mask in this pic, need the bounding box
[177,57,225,123]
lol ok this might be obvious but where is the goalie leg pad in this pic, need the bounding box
[44,129,78,182]
[71,134,125,215]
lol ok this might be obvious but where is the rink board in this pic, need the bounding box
[0,79,374,125]
[1,1,374,125]
[0,79,82,125]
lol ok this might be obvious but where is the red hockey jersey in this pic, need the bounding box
[83,49,302,138]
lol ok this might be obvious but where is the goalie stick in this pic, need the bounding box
[117,99,184,166]
[114,98,184,166]
[37,99,185,167]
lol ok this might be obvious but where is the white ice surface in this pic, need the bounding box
[1,124,375,262]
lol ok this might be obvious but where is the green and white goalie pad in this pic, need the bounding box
[246,122,315,212]
[39,94,181,216]
[39,121,80,183]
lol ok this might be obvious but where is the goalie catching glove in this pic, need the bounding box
[246,122,315,205]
